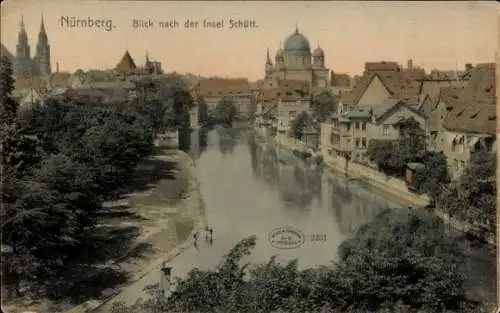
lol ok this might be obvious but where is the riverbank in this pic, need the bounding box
[3,148,204,313]
[262,130,495,245]
[260,131,496,309]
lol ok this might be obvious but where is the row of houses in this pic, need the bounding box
[254,60,495,180]
[325,62,495,179]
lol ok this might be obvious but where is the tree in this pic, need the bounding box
[395,117,426,159]
[290,111,312,140]
[155,74,195,131]
[197,96,209,124]
[214,96,237,126]
[311,91,338,122]
[367,118,427,177]
[411,151,450,197]
[337,208,469,311]
[436,151,496,231]
[0,56,19,124]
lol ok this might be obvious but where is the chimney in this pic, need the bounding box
[465,63,473,71]
[56,62,59,73]
[407,59,413,71]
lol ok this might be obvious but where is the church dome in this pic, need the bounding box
[283,28,311,52]
[312,46,324,57]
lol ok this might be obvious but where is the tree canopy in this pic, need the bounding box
[214,96,237,126]
[311,91,338,122]
[435,151,496,232]
[0,62,196,301]
[290,111,314,140]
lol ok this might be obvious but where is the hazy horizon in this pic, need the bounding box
[1,0,497,80]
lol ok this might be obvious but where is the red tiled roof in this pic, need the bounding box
[364,61,401,72]
[440,64,496,134]
[192,78,250,97]
[340,71,403,105]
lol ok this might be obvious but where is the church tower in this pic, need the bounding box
[35,14,51,76]
[15,16,33,77]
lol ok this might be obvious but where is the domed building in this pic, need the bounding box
[263,27,329,89]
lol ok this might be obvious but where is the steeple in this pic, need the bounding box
[39,14,47,36]
[295,22,299,34]
[16,15,30,59]
[35,13,52,76]
[145,50,150,62]
[20,15,26,32]
[17,15,28,43]
[266,48,272,64]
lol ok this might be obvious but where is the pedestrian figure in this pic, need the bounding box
[159,263,172,296]
[209,236,213,246]
[204,226,210,241]
[209,227,213,239]
[193,231,198,242]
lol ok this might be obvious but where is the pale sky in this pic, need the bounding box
[1,0,497,80]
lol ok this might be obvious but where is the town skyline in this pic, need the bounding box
[1,0,497,80]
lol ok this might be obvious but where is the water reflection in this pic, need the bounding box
[188,128,208,160]
[248,133,396,236]
[216,126,248,156]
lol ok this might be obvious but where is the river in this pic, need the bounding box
[103,126,495,308]
[188,126,404,268]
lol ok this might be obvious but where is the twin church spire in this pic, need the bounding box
[14,14,52,77]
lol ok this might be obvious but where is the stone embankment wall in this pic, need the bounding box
[322,154,431,207]
[272,131,429,206]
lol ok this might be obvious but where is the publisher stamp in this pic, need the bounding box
[268,227,305,250]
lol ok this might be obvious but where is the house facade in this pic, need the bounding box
[322,98,425,163]
[255,79,311,134]
[424,63,496,179]
[276,94,311,133]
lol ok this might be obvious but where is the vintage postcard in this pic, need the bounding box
[0,1,497,313]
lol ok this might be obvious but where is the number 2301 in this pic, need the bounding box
[310,234,327,242]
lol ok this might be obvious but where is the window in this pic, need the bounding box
[346,123,351,131]
[330,133,334,145]
[362,137,367,148]
[460,161,465,171]
[355,122,360,130]
[289,111,297,119]
[362,122,367,131]
[355,138,360,148]
[383,125,390,136]
[453,159,458,171]
[458,136,465,153]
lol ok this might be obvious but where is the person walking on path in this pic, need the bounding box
[204,226,209,241]
[159,263,172,297]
